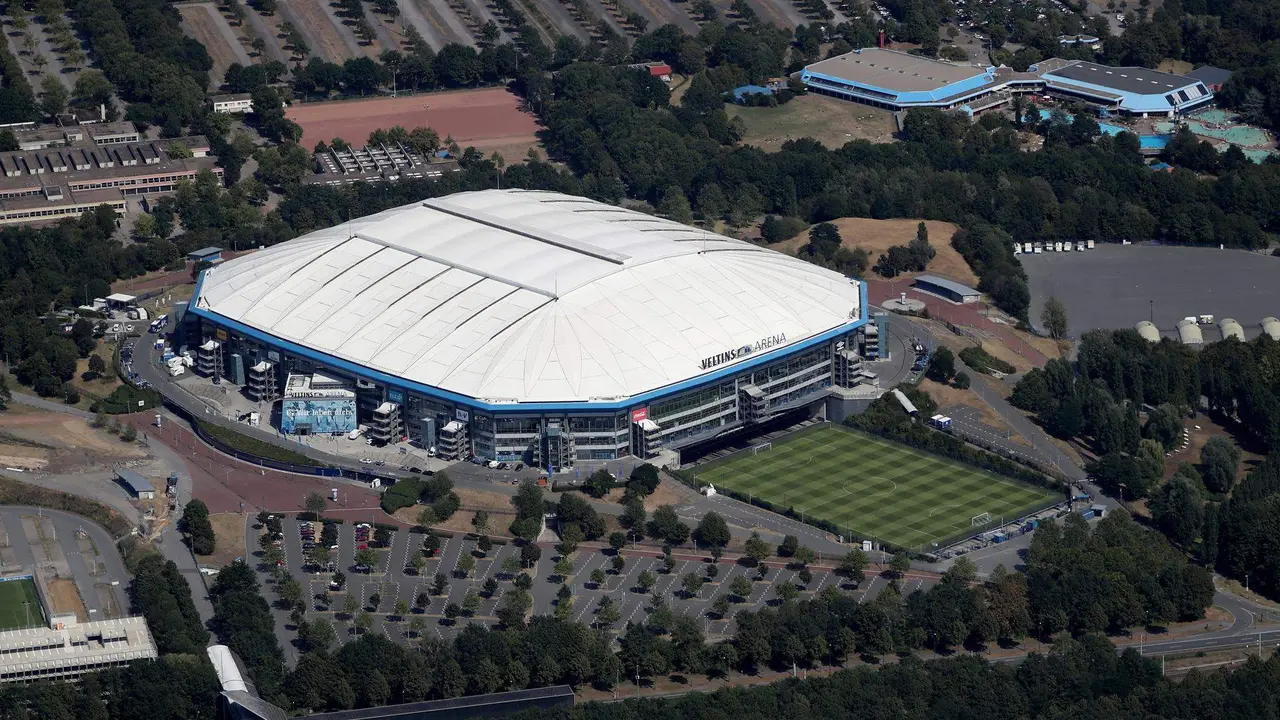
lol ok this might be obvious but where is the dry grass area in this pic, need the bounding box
[0,408,144,473]
[178,4,249,87]
[778,218,978,286]
[726,93,897,151]
[46,577,87,622]
[1161,415,1264,487]
[204,513,247,567]
[920,378,1030,446]
[280,0,355,63]
[394,487,519,537]
[71,339,123,398]
[1158,59,1194,75]
[602,477,697,511]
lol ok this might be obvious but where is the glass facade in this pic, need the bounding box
[197,313,859,466]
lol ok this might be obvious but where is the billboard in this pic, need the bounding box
[631,407,648,423]
[281,397,357,435]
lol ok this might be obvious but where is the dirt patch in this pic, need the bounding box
[777,218,977,287]
[1158,59,1193,75]
[1161,415,1264,488]
[392,505,518,537]
[0,409,145,473]
[288,88,541,154]
[45,577,87,622]
[281,0,353,64]
[204,513,247,567]
[178,4,250,87]
[726,93,897,151]
[454,487,516,513]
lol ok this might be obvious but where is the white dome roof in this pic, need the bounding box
[193,190,862,404]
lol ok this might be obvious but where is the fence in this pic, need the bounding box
[674,421,1066,555]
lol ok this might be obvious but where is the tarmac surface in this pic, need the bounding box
[1021,244,1280,338]
[0,507,129,624]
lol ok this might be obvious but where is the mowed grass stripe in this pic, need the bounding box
[694,426,1058,549]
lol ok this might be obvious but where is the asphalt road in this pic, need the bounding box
[0,507,129,622]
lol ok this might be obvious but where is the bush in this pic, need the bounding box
[93,384,162,414]
[958,346,1016,375]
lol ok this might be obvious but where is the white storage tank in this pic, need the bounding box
[1262,317,1280,341]
[1135,321,1160,343]
[1177,319,1203,346]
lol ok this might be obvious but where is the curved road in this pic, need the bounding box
[0,507,130,623]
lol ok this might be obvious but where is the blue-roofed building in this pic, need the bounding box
[115,469,154,499]
[801,49,1212,118]
[913,275,981,304]
[188,247,223,265]
[732,85,775,104]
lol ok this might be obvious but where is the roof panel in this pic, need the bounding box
[196,190,863,402]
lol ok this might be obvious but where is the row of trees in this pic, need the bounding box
[64,0,213,134]
[127,553,209,654]
[179,498,215,555]
[208,563,287,701]
[1013,329,1280,460]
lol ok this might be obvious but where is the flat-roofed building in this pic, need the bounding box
[0,139,222,226]
[211,93,254,114]
[0,615,157,684]
[802,49,1213,117]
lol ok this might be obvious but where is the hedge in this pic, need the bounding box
[93,383,163,414]
[0,476,133,537]
[373,522,398,533]
[380,477,426,514]
[197,420,315,465]
[958,346,1017,375]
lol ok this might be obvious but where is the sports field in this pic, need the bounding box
[0,578,44,631]
[694,426,1058,550]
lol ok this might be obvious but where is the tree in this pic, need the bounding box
[611,555,625,574]
[304,492,327,516]
[39,76,67,119]
[778,535,799,557]
[585,468,614,498]
[711,594,731,617]
[744,532,770,564]
[443,603,461,624]
[647,504,690,545]
[181,500,215,555]
[928,346,956,383]
[482,577,499,597]
[793,545,816,566]
[728,575,753,600]
[637,570,656,593]
[1151,474,1205,548]
[596,596,621,628]
[462,590,481,615]
[553,556,573,580]
[838,549,868,583]
[354,611,373,633]
[353,548,378,570]
[456,553,476,579]
[774,581,799,604]
[304,617,335,652]
[1042,297,1069,340]
[589,567,606,588]
[432,572,448,596]
[341,595,359,618]
[407,615,427,638]
[619,497,646,534]
[409,553,427,576]
[889,552,911,579]
[393,598,409,618]
[1201,436,1241,494]
[681,572,704,598]
[609,532,627,552]
[657,185,693,224]
[471,510,490,534]
[1136,438,1166,491]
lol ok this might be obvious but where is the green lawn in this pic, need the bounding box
[0,578,44,631]
[694,426,1058,551]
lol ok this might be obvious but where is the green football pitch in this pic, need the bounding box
[0,578,43,631]
[694,426,1059,550]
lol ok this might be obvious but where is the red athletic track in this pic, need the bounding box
[286,88,540,151]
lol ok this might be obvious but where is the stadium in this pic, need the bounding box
[186,190,871,468]
[801,48,1213,117]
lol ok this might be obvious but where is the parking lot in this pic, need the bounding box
[254,515,937,662]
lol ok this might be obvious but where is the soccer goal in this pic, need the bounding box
[971,512,992,528]
[752,442,773,455]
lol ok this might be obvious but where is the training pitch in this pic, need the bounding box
[0,578,44,631]
[694,426,1058,550]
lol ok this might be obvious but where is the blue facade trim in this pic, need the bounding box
[1042,73,1211,113]
[188,272,869,414]
[801,67,993,106]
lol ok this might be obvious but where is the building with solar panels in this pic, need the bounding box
[187,190,872,468]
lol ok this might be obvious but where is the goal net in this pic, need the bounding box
[752,442,773,455]
[971,512,992,528]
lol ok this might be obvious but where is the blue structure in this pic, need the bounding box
[188,247,223,264]
[731,85,775,104]
[802,49,1213,118]
[913,275,981,304]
